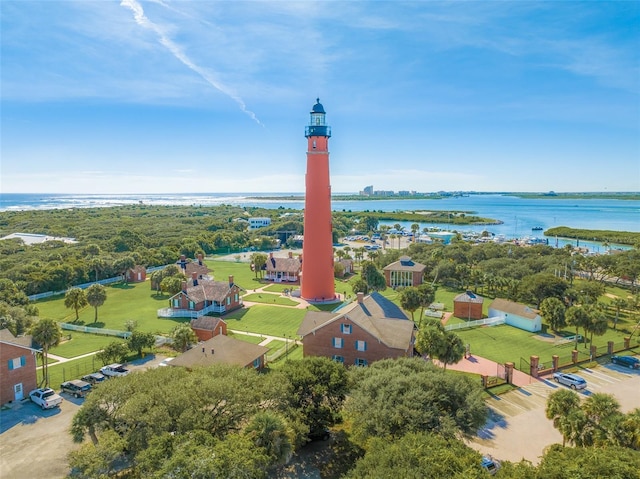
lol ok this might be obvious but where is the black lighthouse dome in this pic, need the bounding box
[311,98,326,114]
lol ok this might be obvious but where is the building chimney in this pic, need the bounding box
[228,275,234,287]
[288,251,293,258]
[357,292,364,303]
[197,253,203,265]
[191,272,198,286]
[182,281,187,293]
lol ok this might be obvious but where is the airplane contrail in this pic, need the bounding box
[120,0,262,125]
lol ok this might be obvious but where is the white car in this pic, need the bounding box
[100,363,129,377]
[29,388,63,409]
[552,372,587,390]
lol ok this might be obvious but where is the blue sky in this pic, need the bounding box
[1,1,639,194]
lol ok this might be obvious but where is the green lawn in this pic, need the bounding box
[44,355,104,387]
[50,332,120,358]
[455,324,638,367]
[242,293,299,306]
[36,281,187,334]
[223,306,306,338]
[228,332,267,344]
[262,284,295,293]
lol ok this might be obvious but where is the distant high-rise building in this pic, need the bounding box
[362,185,374,196]
[301,99,336,301]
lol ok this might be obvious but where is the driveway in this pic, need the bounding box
[469,362,640,464]
[0,398,81,479]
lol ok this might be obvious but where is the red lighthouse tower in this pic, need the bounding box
[301,98,335,302]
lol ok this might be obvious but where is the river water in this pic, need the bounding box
[1,193,638,250]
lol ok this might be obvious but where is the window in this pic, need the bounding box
[332,337,344,349]
[188,300,195,310]
[7,356,25,370]
[226,297,231,305]
[332,355,344,363]
[173,299,180,308]
[234,293,238,302]
[355,340,367,352]
[341,323,351,334]
[355,358,368,366]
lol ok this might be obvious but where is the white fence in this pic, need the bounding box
[60,322,132,339]
[444,316,505,331]
[28,265,168,301]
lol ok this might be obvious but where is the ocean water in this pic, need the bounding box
[1,193,638,250]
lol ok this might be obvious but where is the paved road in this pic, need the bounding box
[469,362,640,465]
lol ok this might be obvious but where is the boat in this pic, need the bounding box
[532,226,543,231]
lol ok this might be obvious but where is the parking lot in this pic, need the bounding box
[471,361,640,464]
[0,355,166,479]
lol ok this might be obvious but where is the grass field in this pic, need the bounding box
[455,324,638,366]
[50,331,122,358]
[223,305,306,338]
[242,293,299,306]
[36,281,187,334]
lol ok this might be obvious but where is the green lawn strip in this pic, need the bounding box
[45,355,105,387]
[227,332,267,344]
[456,324,634,366]
[206,259,265,290]
[268,345,304,368]
[242,293,298,306]
[262,284,295,293]
[49,331,119,358]
[263,339,286,351]
[37,356,59,367]
[223,305,305,338]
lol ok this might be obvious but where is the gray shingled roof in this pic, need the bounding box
[265,256,301,274]
[489,298,539,320]
[0,329,38,350]
[190,317,226,331]
[454,291,484,304]
[170,335,268,368]
[382,256,426,273]
[179,280,236,304]
[297,292,414,350]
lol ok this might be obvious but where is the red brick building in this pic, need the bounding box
[0,329,39,404]
[453,291,484,320]
[190,317,228,342]
[297,292,415,366]
[126,265,147,283]
[265,252,302,283]
[382,256,426,288]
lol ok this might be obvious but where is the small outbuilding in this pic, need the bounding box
[488,298,542,333]
[382,256,426,288]
[453,291,484,320]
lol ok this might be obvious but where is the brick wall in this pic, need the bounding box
[302,318,413,366]
[1,343,38,404]
[453,301,483,320]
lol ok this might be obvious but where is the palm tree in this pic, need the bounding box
[611,297,628,330]
[566,305,589,350]
[546,389,580,446]
[410,223,420,241]
[86,284,107,324]
[171,324,197,352]
[585,304,608,349]
[64,287,88,322]
[582,393,621,446]
[31,318,62,387]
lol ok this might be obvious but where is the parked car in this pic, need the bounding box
[100,363,129,377]
[611,355,640,369]
[60,379,92,398]
[81,372,106,385]
[481,456,500,475]
[29,388,63,409]
[306,427,331,443]
[552,372,587,390]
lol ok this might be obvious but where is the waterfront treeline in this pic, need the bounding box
[546,227,640,247]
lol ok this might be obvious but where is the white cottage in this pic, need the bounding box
[488,298,542,333]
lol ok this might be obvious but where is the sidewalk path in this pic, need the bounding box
[40,350,100,369]
[436,354,532,387]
